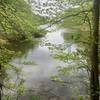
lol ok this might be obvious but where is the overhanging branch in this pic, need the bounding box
[44,9,92,29]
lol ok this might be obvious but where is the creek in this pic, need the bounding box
[11,25,87,100]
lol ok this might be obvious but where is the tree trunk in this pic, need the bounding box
[90,0,99,100]
[0,86,1,100]
[0,64,2,100]
[0,88,1,99]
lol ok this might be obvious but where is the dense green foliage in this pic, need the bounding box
[0,0,46,43]
[0,0,47,99]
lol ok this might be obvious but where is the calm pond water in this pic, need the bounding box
[11,25,88,100]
